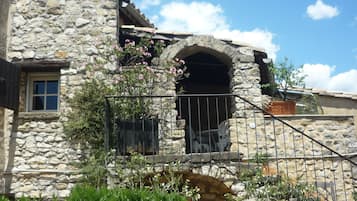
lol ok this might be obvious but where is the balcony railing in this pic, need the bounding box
[104,94,357,201]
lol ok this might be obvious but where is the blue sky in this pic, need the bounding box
[132,0,357,92]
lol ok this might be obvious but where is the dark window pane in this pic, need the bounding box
[46,96,58,110]
[47,80,58,94]
[33,81,45,94]
[33,96,44,110]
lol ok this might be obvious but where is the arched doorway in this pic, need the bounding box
[176,52,232,153]
[159,35,264,155]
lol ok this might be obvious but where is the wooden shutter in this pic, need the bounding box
[0,58,20,110]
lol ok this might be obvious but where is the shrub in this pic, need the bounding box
[66,185,186,201]
[225,153,320,201]
[0,196,9,201]
[263,57,305,101]
[64,79,113,150]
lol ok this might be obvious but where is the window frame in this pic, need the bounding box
[26,73,60,112]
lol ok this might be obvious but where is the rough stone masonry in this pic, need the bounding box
[3,0,118,197]
[1,0,357,200]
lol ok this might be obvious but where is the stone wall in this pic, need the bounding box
[318,95,357,131]
[227,115,357,156]
[226,114,357,200]
[4,0,357,199]
[9,113,81,197]
[149,114,357,200]
[4,0,118,198]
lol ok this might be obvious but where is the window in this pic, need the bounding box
[27,73,59,112]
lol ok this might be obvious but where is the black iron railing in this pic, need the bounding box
[104,94,357,201]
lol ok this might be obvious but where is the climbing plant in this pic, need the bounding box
[64,36,187,151]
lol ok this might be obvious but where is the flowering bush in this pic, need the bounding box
[65,36,187,150]
[88,36,187,119]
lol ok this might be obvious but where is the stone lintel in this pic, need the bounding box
[14,60,70,72]
[18,112,60,121]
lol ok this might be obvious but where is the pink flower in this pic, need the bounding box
[113,44,122,51]
[170,66,176,75]
[144,52,152,57]
[179,59,185,65]
[138,74,144,80]
[113,76,122,84]
[177,69,183,75]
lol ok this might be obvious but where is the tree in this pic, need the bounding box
[265,57,305,101]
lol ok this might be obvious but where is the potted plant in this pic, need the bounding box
[263,57,305,115]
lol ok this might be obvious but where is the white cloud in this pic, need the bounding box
[138,0,161,10]
[150,15,160,25]
[213,29,280,61]
[156,1,279,60]
[302,64,357,92]
[306,0,339,20]
[158,2,228,34]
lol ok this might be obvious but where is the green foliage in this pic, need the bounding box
[115,152,148,189]
[0,196,9,201]
[79,150,113,189]
[149,162,200,200]
[230,167,320,201]
[264,57,305,101]
[67,185,186,201]
[64,79,113,150]
[99,38,187,119]
[115,154,200,200]
[75,151,199,200]
[251,153,271,164]
[226,153,320,201]
[65,36,187,150]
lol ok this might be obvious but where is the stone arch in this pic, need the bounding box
[156,36,264,154]
[159,35,263,108]
[159,35,238,66]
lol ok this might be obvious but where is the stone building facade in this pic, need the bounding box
[0,0,357,200]
[1,0,119,197]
